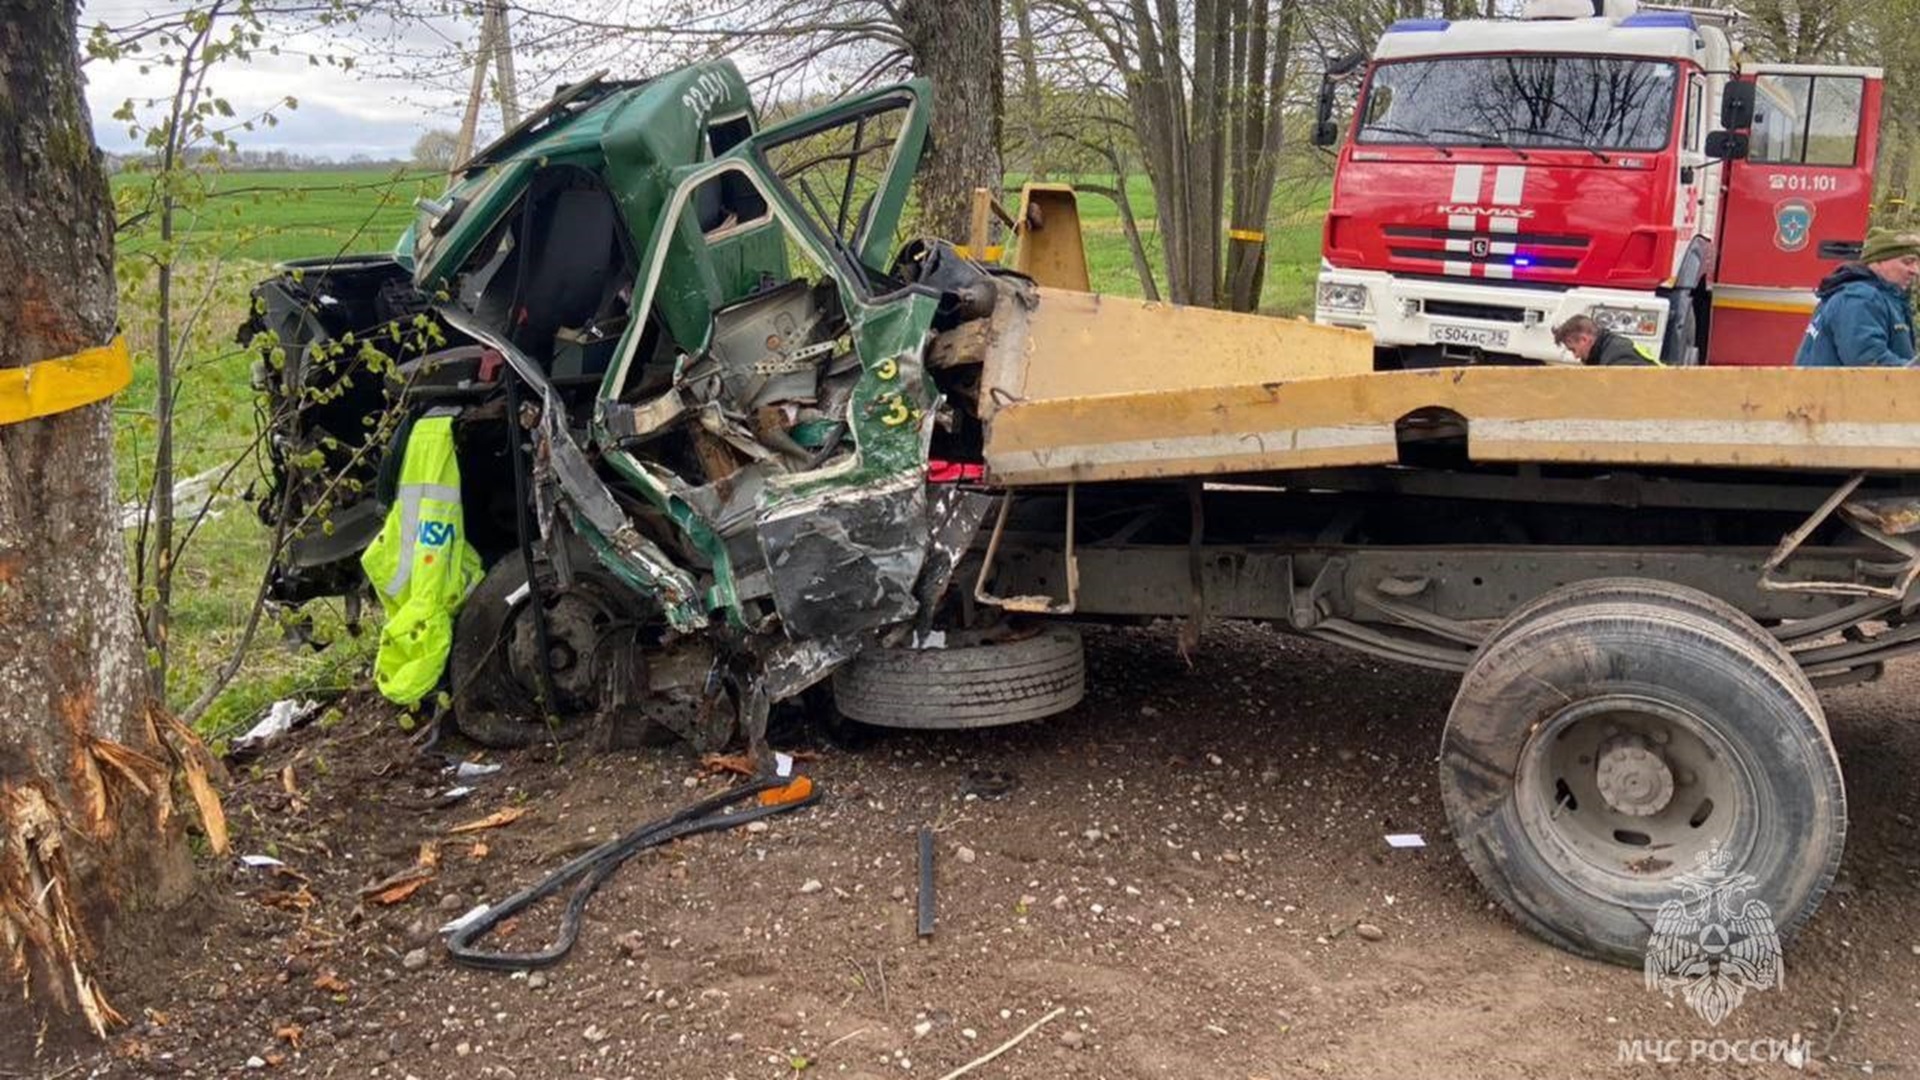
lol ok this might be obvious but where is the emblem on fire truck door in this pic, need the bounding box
[1773,199,1814,253]
[1470,237,1490,258]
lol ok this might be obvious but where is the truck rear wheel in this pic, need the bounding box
[1440,595,1845,964]
[831,627,1085,728]
[1484,577,1818,706]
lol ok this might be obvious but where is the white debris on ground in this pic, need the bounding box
[118,465,230,530]
[232,698,322,752]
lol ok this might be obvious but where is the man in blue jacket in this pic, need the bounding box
[1794,229,1919,367]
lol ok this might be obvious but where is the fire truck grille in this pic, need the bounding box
[1383,225,1590,248]
[1422,299,1530,323]
[1387,246,1580,270]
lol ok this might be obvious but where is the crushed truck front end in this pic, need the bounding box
[245,62,1023,752]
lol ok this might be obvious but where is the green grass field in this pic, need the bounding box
[110,164,1330,733]
[1042,171,1330,316]
[112,168,440,263]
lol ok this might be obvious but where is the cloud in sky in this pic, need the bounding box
[78,2,489,161]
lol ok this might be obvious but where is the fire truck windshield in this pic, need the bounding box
[1358,54,1678,152]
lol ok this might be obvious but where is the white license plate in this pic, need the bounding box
[1429,323,1509,349]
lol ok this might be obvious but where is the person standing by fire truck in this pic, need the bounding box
[1551,315,1660,366]
[1793,229,1920,368]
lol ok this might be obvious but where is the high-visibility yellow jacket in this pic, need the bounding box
[361,415,483,706]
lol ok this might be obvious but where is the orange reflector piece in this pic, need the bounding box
[758,775,814,807]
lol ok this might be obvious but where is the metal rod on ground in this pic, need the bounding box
[917,826,935,938]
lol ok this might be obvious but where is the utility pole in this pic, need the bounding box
[452,0,520,168]
[491,0,520,130]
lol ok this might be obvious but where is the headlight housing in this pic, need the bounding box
[1318,282,1370,313]
[1588,305,1661,337]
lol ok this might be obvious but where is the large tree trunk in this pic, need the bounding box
[898,0,1006,245]
[0,0,197,1040]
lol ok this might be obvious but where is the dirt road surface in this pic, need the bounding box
[7,623,1916,1078]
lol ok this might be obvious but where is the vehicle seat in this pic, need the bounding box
[511,186,620,361]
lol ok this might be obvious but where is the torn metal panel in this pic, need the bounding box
[690,278,841,409]
[542,409,703,623]
[696,403,785,463]
[756,471,930,640]
[439,304,708,630]
[761,634,861,699]
[909,487,996,634]
[598,390,691,443]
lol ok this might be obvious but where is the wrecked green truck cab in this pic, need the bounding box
[244,61,1010,750]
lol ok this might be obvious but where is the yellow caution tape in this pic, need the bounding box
[0,334,133,427]
[1227,229,1267,244]
[952,244,1006,262]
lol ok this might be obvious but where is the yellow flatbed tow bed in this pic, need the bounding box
[979,288,1920,484]
[950,279,1919,968]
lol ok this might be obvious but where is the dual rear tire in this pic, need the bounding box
[1440,579,1844,963]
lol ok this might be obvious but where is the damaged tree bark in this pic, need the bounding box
[0,0,205,1040]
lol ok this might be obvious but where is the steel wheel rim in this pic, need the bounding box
[1514,694,1756,898]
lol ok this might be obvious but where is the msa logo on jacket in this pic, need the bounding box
[1428,164,1529,279]
[418,521,457,547]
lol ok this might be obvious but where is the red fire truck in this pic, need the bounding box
[1311,0,1884,367]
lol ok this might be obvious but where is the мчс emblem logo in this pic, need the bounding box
[1643,850,1783,1027]
[1774,199,1814,253]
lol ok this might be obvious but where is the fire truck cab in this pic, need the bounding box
[1312,0,1883,367]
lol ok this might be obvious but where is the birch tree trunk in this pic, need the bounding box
[0,0,198,1039]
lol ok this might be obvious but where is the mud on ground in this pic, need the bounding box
[6,623,1917,1079]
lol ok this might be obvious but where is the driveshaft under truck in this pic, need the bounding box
[242,59,1920,967]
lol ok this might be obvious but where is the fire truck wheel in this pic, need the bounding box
[1661,290,1700,365]
[1440,595,1845,965]
[831,627,1085,728]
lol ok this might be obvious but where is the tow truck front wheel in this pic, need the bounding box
[831,627,1086,729]
[1439,589,1845,965]
[448,552,739,750]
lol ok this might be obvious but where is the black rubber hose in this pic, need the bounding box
[445,775,819,971]
[500,371,564,722]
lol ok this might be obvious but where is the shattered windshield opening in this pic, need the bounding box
[1359,54,1678,152]
[759,98,911,278]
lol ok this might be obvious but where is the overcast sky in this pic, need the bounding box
[78,2,485,161]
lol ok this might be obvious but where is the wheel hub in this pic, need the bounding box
[1516,696,1747,885]
[506,589,612,710]
[1593,733,1674,817]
